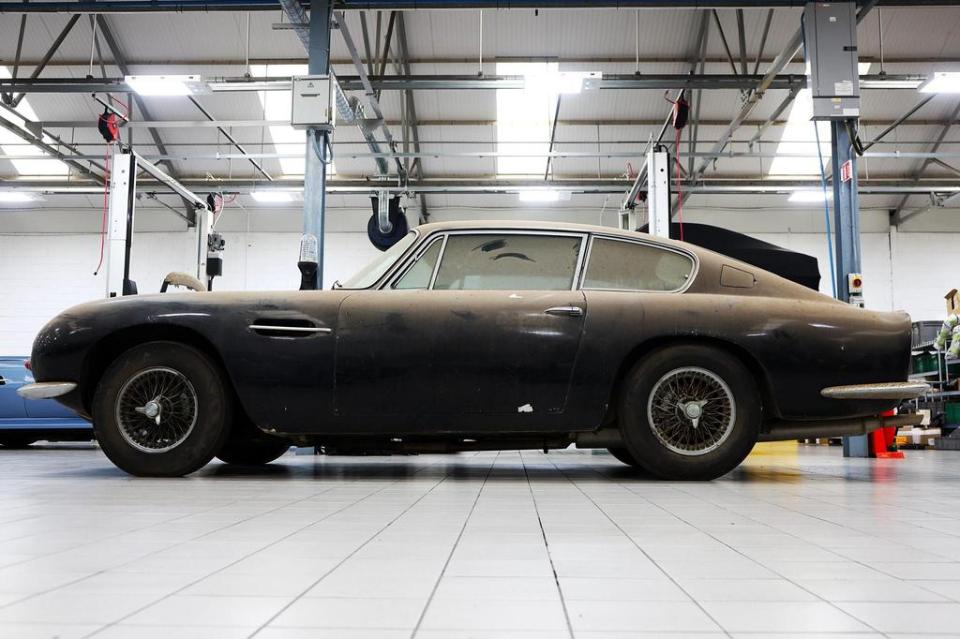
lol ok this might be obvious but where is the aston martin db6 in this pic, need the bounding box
[19,221,926,479]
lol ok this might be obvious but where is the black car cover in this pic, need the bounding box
[639,222,821,291]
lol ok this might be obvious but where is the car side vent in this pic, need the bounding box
[249,318,331,338]
[720,265,756,289]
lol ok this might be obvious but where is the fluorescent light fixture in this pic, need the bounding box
[250,191,294,203]
[0,192,36,203]
[919,72,960,94]
[519,190,562,203]
[124,75,208,96]
[788,190,833,203]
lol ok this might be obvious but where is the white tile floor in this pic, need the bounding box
[0,444,959,638]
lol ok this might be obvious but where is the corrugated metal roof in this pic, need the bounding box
[1,6,959,215]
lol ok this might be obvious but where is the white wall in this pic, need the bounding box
[2,210,958,355]
[0,230,380,355]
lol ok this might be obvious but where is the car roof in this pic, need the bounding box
[414,220,689,250]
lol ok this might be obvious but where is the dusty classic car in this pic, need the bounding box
[19,221,926,479]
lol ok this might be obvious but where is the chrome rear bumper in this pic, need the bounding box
[17,382,77,400]
[821,381,930,400]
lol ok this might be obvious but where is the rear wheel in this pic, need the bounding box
[607,446,641,467]
[216,416,291,466]
[92,341,232,477]
[619,344,760,480]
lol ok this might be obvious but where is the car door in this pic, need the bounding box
[333,231,588,429]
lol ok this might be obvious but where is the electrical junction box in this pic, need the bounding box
[291,75,336,131]
[803,2,860,120]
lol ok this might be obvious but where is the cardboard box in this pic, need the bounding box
[946,289,960,316]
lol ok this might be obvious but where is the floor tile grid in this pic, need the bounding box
[0,482,328,612]
[87,454,467,638]
[406,451,503,637]
[688,468,960,575]
[536,452,734,637]
[595,454,960,632]
[519,451,577,639]
[742,458,960,541]
[708,469,960,556]
[0,482,267,565]
[721,480,959,554]
[674,469,960,621]
[246,456,485,637]
[547,454,883,636]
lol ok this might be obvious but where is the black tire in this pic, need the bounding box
[92,341,232,477]
[607,446,642,467]
[216,415,291,466]
[0,434,38,449]
[619,344,760,480]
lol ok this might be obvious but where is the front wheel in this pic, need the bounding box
[92,341,232,477]
[618,344,760,480]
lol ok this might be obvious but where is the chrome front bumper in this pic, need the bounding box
[17,382,77,400]
[821,381,930,400]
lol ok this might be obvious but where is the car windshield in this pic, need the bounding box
[339,231,419,289]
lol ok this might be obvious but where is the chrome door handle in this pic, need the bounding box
[544,306,584,317]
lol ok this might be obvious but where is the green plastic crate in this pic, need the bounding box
[946,403,960,426]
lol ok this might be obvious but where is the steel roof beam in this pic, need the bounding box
[1,14,28,105]
[0,73,925,94]
[892,98,960,226]
[0,105,105,182]
[4,177,959,196]
[0,1,954,13]
[694,0,879,181]
[861,93,937,151]
[5,14,80,108]
[4,55,958,68]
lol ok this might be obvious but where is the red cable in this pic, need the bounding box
[93,145,111,275]
[674,127,685,242]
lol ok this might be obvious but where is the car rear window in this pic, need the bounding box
[583,238,693,291]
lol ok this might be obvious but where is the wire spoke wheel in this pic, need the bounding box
[115,367,198,454]
[646,366,736,456]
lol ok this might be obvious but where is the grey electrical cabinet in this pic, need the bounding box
[291,75,336,131]
[804,2,860,120]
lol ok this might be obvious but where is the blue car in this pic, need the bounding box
[0,357,91,447]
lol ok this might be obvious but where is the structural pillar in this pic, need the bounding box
[831,118,862,304]
[299,0,333,290]
[831,118,870,458]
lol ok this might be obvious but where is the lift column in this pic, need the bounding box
[805,2,872,457]
[298,0,333,290]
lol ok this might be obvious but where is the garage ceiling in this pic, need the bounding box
[0,4,958,224]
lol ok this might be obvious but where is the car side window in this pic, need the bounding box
[583,238,693,291]
[393,238,443,290]
[433,233,582,291]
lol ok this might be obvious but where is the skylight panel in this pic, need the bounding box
[495,62,560,177]
[0,67,70,177]
[767,88,831,177]
[768,62,871,177]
